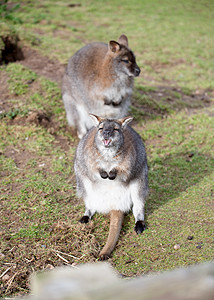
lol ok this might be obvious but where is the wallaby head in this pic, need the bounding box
[90,114,133,151]
[107,34,141,77]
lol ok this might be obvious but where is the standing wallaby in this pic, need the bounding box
[62,35,140,139]
[74,115,148,259]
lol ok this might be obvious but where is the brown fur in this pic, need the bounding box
[99,210,124,260]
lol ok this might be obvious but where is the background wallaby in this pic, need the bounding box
[62,35,140,139]
[74,115,148,259]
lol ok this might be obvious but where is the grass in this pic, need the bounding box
[113,108,214,275]
[9,0,213,89]
[6,63,37,95]
[0,0,214,297]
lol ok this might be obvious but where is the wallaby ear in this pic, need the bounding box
[118,34,128,47]
[90,114,104,126]
[118,116,133,129]
[109,40,121,53]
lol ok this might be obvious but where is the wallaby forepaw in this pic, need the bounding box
[134,220,146,234]
[99,169,108,179]
[79,216,89,224]
[108,169,117,180]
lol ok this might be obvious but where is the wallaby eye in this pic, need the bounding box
[98,127,103,131]
[114,128,119,132]
[121,59,129,64]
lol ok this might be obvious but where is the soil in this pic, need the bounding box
[20,46,66,84]
[0,35,24,64]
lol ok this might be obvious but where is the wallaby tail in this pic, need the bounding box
[99,210,124,260]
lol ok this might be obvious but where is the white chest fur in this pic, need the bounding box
[81,168,144,218]
[103,82,133,104]
[83,177,133,214]
[90,75,133,118]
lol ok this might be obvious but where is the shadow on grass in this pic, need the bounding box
[131,85,212,122]
[146,151,214,215]
[122,151,213,233]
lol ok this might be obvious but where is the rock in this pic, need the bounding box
[174,244,180,250]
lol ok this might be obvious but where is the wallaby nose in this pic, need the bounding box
[135,66,141,77]
[103,130,110,139]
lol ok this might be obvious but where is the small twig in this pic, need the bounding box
[6,272,18,293]
[55,252,70,264]
[54,253,79,269]
[0,267,12,279]
[9,246,15,252]
[63,262,79,269]
[24,257,34,263]
[79,254,86,260]
[53,249,81,260]
[31,266,35,273]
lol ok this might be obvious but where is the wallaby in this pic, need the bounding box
[74,115,148,259]
[62,35,140,139]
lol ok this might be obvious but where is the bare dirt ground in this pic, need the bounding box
[20,46,66,84]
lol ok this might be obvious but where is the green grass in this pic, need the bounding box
[0,0,214,297]
[3,63,63,116]
[5,63,37,95]
[112,108,214,274]
[6,0,213,89]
